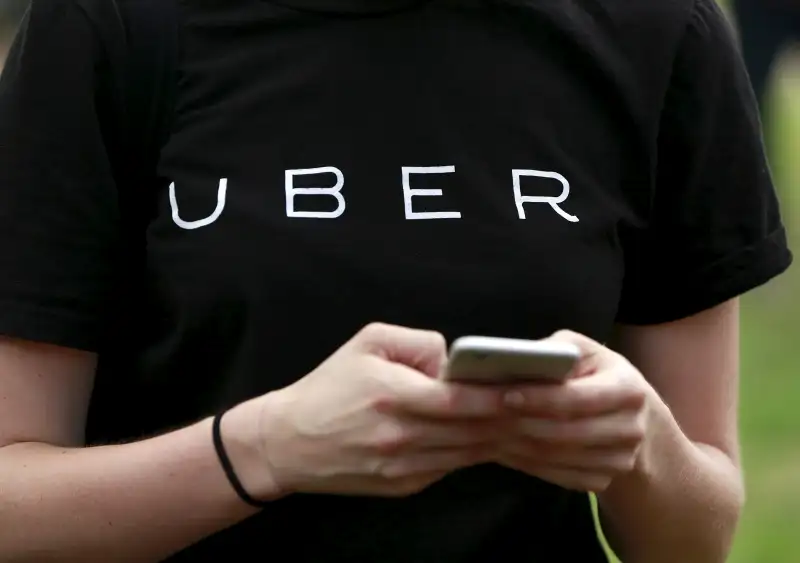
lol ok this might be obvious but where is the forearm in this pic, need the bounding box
[597,396,744,563]
[0,399,276,563]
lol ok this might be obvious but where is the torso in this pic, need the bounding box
[86,0,691,559]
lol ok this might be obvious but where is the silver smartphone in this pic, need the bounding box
[443,335,580,385]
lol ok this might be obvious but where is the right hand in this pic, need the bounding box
[252,323,507,498]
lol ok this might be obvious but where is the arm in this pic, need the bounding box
[0,337,278,563]
[597,1,791,555]
[598,299,744,563]
[0,7,283,558]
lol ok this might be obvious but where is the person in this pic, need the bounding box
[0,0,792,562]
[732,0,800,109]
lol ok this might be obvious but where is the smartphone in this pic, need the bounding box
[443,335,580,385]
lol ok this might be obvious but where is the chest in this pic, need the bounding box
[147,4,648,347]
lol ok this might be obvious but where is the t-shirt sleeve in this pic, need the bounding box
[0,0,120,351]
[616,0,793,325]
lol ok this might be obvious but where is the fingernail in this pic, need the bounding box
[504,391,526,407]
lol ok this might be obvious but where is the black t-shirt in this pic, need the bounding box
[0,0,792,561]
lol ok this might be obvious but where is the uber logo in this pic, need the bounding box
[168,165,579,230]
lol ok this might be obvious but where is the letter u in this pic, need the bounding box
[169,178,228,230]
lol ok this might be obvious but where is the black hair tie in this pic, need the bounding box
[212,411,270,509]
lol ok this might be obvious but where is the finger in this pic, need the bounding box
[503,370,645,419]
[503,461,613,493]
[501,441,638,473]
[356,323,447,378]
[548,329,607,358]
[396,418,500,449]
[381,471,449,497]
[386,363,506,419]
[317,471,448,498]
[509,411,646,447]
[546,329,614,377]
[373,448,488,480]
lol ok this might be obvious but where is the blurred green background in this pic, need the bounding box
[1,1,798,561]
[731,66,800,563]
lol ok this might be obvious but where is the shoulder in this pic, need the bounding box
[561,0,715,119]
[20,0,121,46]
[582,0,704,32]
[3,0,126,91]
[589,0,740,112]
[607,0,738,58]
[572,0,732,62]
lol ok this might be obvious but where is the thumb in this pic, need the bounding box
[354,323,448,378]
[546,329,610,377]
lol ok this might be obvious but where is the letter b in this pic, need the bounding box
[285,167,346,219]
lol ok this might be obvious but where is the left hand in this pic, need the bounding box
[496,330,655,493]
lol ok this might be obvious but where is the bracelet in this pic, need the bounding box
[212,411,270,509]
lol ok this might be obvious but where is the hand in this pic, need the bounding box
[497,330,653,493]
[253,323,506,498]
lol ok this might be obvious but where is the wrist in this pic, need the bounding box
[601,389,682,505]
[219,397,286,503]
[636,388,685,477]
